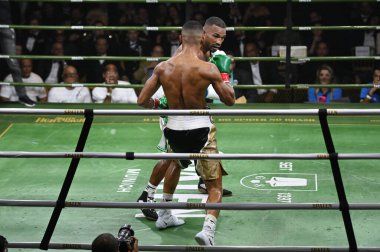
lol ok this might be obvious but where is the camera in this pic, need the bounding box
[117,224,135,252]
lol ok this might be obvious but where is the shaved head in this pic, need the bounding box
[181,20,203,45]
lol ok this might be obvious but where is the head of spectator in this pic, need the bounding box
[70,6,84,25]
[20,59,33,78]
[16,44,23,55]
[373,66,380,84]
[92,233,118,252]
[316,41,329,57]
[151,44,164,58]
[62,65,79,86]
[28,17,40,35]
[92,20,106,39]
[103,63,119,85]
[127,30,139,43]
[316,64,335,85]
[95,36,109,55]
[359,2,373,21]
[244,41,260,64]
[308,10,322,25]
[54,30,66,44]
[51,41,64,56]
[193,12,205,25]
[0,235,8,252]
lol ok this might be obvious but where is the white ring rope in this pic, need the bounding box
[0,151,379,159]
[1,108,380,116]
[8,243,379,252]
[1,200,380,210]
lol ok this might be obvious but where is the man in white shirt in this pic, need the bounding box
[92,63,138,103]
[48,65,92,103]
[1,59,47,102]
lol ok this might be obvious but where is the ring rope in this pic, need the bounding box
[1,151,380,160]
[1,108,380,116]
[8,243,377,252]
[7,0,380,3]
[1,199,380,210]
[1,55,379,62]
[0,82,378,90]
[1,24,379,31]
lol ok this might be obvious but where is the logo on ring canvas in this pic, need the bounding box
[240,173,318,191]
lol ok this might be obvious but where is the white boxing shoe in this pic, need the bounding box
[155,211,185,230]
[195,230,215,246]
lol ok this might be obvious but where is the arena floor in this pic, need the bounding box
[0,103,379,251]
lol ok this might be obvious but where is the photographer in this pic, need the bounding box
[92,226,138,252]
[0,235,8,252]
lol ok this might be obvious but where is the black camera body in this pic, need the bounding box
[117,224,135,252]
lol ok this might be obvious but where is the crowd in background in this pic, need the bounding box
[1,2,380,104]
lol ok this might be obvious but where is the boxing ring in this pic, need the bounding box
[1,0,380,251]
[0,105,379,251]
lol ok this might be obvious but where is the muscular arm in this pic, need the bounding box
[205,63,235,106]
[137,63,163,108]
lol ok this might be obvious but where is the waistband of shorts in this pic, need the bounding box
[167,116,212,130]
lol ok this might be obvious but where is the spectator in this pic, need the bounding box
[121,30,150,80]
[2,59,47,103]
[0,1,35,106]
[92,63,137,103]
[240,41,281,102]
[225,3,243,26]
[84,36,122,83]
[133,45,164,85]
[223,22,247,57]
[0,235,8,252]
[162,31,180,57]
[48,65,92,103]
[226,51,253,103]
[242,3,272,50]
[36,41,67,84]
[360,66,380,103]
[92,233,138,252]
[308,64,342,103]
[18,17,46,55]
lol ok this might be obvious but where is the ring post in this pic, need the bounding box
[40,109,94,250]
[318,109,357,251]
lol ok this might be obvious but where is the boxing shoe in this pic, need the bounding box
[18,95,36,107]
[198,179,232,197]
[137,191,158,221]
[155,210,185,230]
[195,229,215,246]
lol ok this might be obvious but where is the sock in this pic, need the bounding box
[159,193,173,216]
[145,182,157,199]
[203,214,217,232]
[163,193,173,202]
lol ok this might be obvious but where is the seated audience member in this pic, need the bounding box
[226,51,252,103]
[133,45,164,84]
[36,41,66,84]
[92,64,137,103]
[48,65,92,103]
[360,66,380,103]
[1,59,47,103]
[308,64,342,103]
[240,41,281,102]
[92,233,139,252]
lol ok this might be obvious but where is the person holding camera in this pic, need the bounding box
[0,235,8,252]
[92,225,138,252]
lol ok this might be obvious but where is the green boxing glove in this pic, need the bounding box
[210,50,231,84]
[151,96,168,109]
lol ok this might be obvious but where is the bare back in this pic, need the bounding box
[156,53,217,109]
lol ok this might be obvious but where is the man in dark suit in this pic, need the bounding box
[239,41,281,103]
[35,41,66,84]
